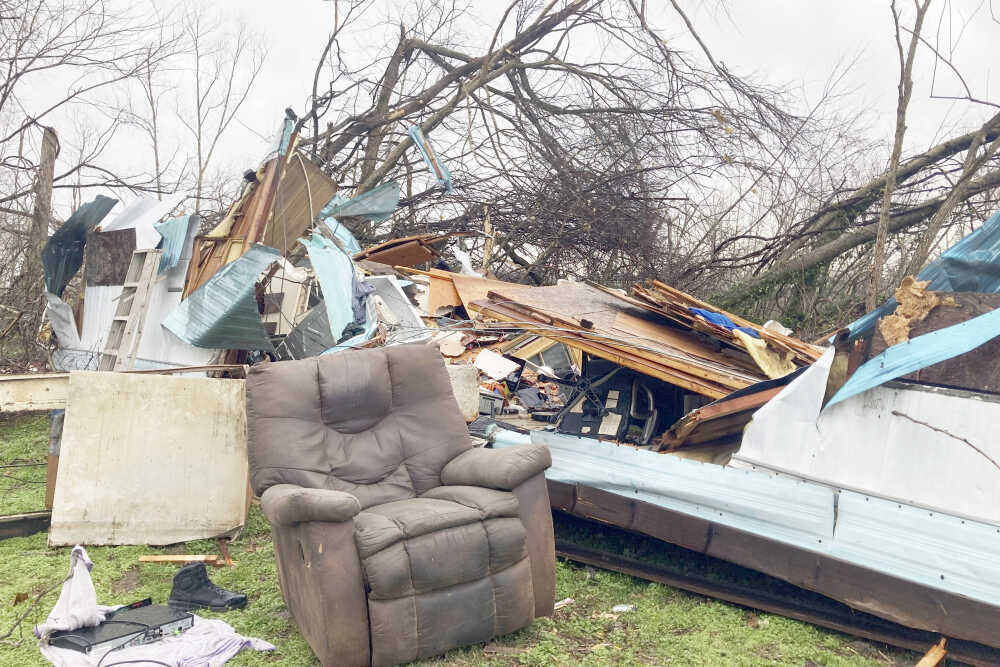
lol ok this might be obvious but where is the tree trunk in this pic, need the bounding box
[28,126,59,293]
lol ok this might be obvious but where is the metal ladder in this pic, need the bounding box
[97,249,162,371]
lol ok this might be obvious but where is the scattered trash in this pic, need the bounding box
[611,604,634,613]
[36,546,272,665]
[553,597,575,610]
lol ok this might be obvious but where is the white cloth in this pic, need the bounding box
[37,547,274,666]
[35,546,117,641]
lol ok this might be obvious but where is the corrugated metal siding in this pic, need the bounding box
[492,429,1000,608]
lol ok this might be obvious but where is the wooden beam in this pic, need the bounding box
[916,638,947,667]
[0,511,52,540]
[0,373,68,412]
[138,555,219,564]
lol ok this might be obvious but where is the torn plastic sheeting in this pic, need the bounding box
[44,292,80,350]
[302,235,356,342]
[163,244,279,352]
[154,214,199,274]
[99,193,184,250]
[42,195,117,297]
[408,125,453,194]
[848,208,1000,338]
[827,304,1000,407]
[319,180,400,223]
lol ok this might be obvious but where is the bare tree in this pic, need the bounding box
[866,0,931,310]
[177,7,265,213]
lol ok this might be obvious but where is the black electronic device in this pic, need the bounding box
[48,599,193,655]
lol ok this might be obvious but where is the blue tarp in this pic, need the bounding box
[827,305,1000,407]
[408,126,453,194]
[688,307,759,338]
[163,245,280,351]
[319,181,400,224]
[301,235,356,343]
[154,215,198,274]
[848,209,1000,338]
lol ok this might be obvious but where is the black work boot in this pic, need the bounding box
[167,562,247,612]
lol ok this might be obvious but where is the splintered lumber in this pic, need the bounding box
[630,280,824,368]
[915,638,947,667]
[656,385,785,451]
[470,282,766,398]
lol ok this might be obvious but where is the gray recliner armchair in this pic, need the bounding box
[246,343,555,666]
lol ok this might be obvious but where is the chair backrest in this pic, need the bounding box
[246,344,472,508]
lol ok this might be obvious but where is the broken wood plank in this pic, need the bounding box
[139,555,219,564]
[0,511,52,541]
[915,638,947,667]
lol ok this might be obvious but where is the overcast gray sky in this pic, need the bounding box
[67,0,995,215]
[196,1,998,176]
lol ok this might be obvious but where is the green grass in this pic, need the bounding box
[0,415,915,666]
[0,413,49,515]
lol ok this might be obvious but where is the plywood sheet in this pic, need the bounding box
[450,274,521,312]
[50,372,248,545]
[428,275,462,315]
[265,154,338,253]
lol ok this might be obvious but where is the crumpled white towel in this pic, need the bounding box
[37,546,274,666]
[35,546,118,641]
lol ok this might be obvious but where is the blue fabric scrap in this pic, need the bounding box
[688,308,760,338]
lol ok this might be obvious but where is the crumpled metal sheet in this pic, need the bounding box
[321,217,363,254]
[849,208,1000,338]
[492,428,1000,613]
[43,292,80,350]
[408,126,453,194]
[99,193,185,249]
[319,180,400,223]
[273,302,336,360]
[154,215,199,274]
[162,244,279,351]
[739,347,1000,524]
[42,195,117,296]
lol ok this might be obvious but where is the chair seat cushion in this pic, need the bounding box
[354,491,526,601]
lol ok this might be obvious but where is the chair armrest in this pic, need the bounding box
[441,445,551,491]
[260,484,361,526]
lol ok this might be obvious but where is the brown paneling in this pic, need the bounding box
[85,228,136,286]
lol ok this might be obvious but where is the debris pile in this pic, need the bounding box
[7,110,1000,662]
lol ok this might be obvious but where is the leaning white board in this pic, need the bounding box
[49,371,248,546]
